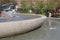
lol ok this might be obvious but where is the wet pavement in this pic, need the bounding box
[0,18,60,40]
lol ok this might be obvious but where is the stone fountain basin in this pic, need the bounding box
[0,14,46,38]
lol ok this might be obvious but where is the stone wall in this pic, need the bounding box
[0,0,15,3]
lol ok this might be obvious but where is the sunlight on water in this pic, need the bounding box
[49,27,57,30]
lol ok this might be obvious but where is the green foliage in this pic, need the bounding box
[21,7,29,13]
[21,0,29,13]
[35,1,45,14]
[57,13,60,16]
[45,0,58,10]
[20,0,58,14]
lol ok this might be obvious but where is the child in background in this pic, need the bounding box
[52,10,57,17]
[48,11,52,18]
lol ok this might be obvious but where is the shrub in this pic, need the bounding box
[21,0,29,13]
[35,1,45,14]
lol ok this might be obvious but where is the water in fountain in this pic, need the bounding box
[0,3,18,22]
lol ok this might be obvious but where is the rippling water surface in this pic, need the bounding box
[0,14,41,22]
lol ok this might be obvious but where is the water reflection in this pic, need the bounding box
[47,18,57,30]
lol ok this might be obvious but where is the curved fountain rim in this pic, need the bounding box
[0,14,46,23]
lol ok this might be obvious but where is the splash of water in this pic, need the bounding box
[1,9,16,18]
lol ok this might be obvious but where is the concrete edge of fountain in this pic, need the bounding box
[0,14,47,38]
